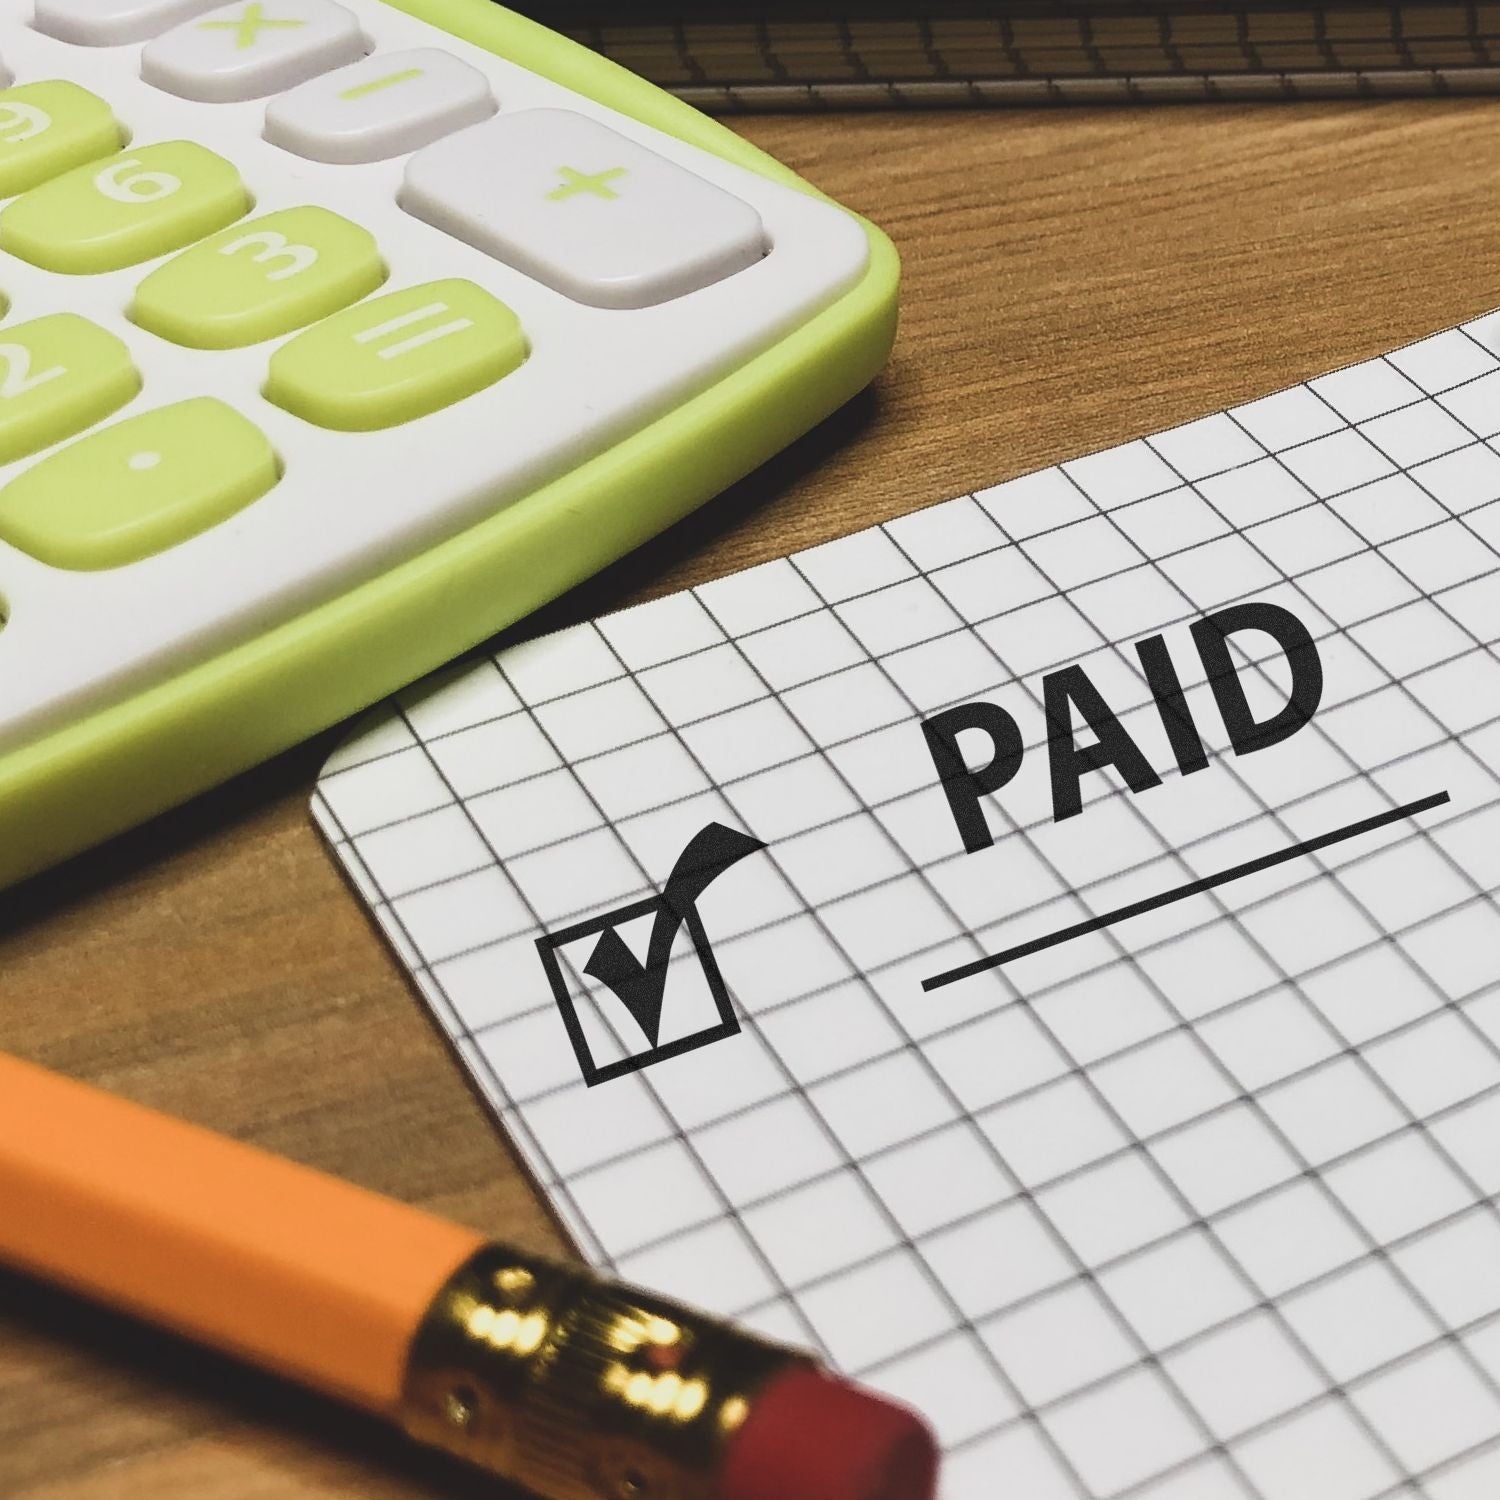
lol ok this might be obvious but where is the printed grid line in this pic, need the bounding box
[315,311,1500,1499]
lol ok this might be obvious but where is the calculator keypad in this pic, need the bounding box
[131,206,385,348]
[0,397,276,569]
[265,278,527,430]
[401,108,768,309]
[0,315,140,465]
[32,0,223,47]
[263,47,495,164]
[0,83,125,199]
[0,141,249,273]
[141,1,368,104]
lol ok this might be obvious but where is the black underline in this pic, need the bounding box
[921,790,1452,994]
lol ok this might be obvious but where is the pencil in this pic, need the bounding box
[0,1051,937,1500]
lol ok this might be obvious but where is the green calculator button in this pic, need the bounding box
[0,398,277,570]
[0,82,124,199]
[0,142,249,275]
[265,278,526,430]
[131,207,386,350]
[0,315,141,465]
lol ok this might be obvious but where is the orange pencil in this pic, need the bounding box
[0,1051,937,1500]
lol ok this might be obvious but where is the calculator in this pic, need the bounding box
[0,0,898,889]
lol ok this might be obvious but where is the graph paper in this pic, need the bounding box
[316,312,1500,1499]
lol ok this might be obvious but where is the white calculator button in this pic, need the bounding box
[264,47,495,164]
[140,0,366,104]
[400,109,768,310]
[33,0,222,45]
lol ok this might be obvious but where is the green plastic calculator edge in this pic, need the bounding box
[0,0,900,890]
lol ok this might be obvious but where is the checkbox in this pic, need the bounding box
[637,641,766,722]
[1391,1207,1500,1328]
[599,591,722,670]
[1149,1101,1298,1217]
[1099,1227,1256,1350]
[1350,1343,1500,1476]
[836,576,963,657]
[1233,387,1346,450]
[1165,1310,1323,1439]
[1214,1180,1365,1297]
[865,1331,1018,1448]
[1151,412,1267,481]
[979,1075,1128,1187]
[616,1218,775,1316]
[979,1280,1138,1406]
[1064,438,1181,508]
[742,1172,898,1288]
[976,464,1098,534]
[864,1122,1013,1237]
[1324,1130,1472,1243]
[1198,990,1338,1092]
[1232,1396,1399,1500]
[1281,1257,1439,1384]
[795,526,916,604]
[1312,359,1425,424]
[885,496,1005,571]
[921,1198,1074,1320]
[1035,1149,1189,1265]
[698,557,821,634]
[798,1248,952,1371]
[1043,1367,1204,1495]
[1092,1031,1238,1139]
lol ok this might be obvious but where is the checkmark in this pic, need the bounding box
[582,822,767,1047]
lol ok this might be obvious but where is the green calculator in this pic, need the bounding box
[0,0,898,888]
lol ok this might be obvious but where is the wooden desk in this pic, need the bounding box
[4,98,1500,1498]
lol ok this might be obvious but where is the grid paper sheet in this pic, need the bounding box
[316,312,1500,1500]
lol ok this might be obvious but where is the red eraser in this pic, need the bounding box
[718,1364,939,1500]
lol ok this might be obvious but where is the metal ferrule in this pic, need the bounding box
[398,1241,809,1500]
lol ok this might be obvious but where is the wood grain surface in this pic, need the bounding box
[5,97,1500,1498]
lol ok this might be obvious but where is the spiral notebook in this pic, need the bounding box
[315,312,1500,1499]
